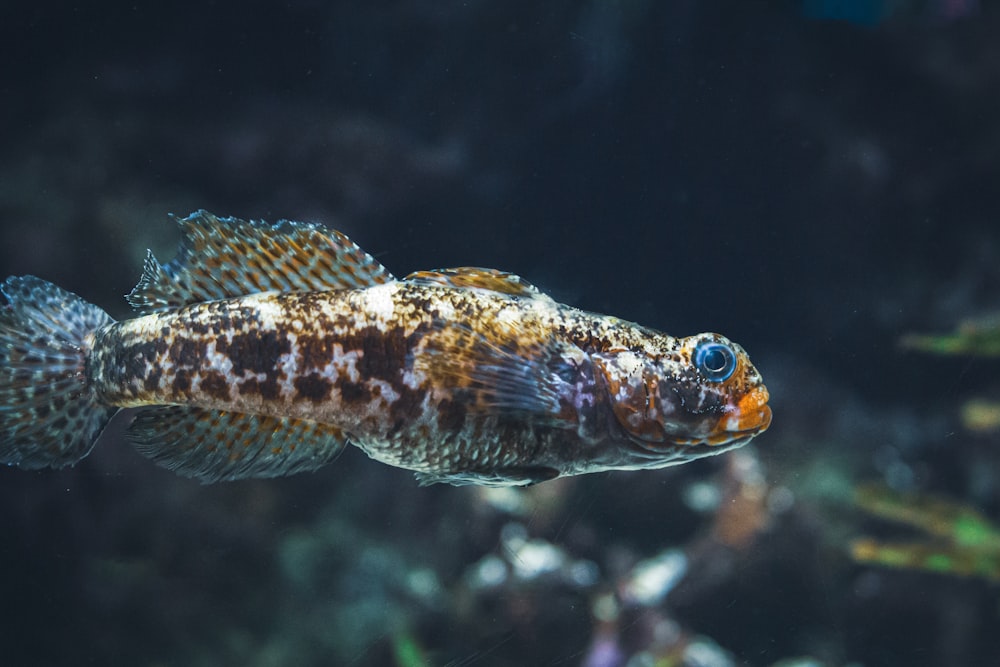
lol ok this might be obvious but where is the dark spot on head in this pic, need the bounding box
[667,376,725,416]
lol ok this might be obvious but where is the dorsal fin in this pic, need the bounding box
[402,267,542,297]
[127,210,395,313]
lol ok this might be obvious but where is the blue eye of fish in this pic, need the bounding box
[694,341,737,382]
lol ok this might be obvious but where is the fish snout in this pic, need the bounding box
[728,385,771,435]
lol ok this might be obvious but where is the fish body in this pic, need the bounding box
[0,211,770,485]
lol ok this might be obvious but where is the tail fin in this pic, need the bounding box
[0,276,117,469]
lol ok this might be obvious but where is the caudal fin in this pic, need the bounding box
[0,276,118,469]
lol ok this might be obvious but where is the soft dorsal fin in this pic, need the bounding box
[403,267,542,297]
[127,210,395,313]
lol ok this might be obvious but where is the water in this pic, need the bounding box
[1,2,998,665]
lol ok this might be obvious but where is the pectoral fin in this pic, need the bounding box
[415,319,573,425]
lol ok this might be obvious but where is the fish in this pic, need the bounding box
[0,211,771,486]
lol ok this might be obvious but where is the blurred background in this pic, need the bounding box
[1,1,999,665]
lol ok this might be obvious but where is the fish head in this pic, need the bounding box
[592,332,771,466]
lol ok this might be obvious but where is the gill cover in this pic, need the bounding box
[592,349,670,444]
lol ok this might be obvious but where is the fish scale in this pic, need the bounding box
[0,210,771,486]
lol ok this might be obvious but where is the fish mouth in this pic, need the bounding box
[620,385,771,465]
[738,386,771,427]
[667,386,772,450]
[710,385,772,443]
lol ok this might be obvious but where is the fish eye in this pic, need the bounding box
[694,341,737,382]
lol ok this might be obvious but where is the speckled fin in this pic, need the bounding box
[127,210,395,313]
[127,406,347,482]
[416,320,570,424]
[403,267,542,297]
[0,276,118,469]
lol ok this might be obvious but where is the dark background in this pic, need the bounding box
[1,2,998,666]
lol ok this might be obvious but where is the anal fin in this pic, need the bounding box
[127,407,348,482]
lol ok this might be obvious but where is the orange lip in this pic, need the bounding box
[735,386,772,433]
[697,387,772,447]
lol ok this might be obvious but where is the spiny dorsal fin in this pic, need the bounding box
[127,406,348,482]
[127,210,395,313]
[403,267,542,297]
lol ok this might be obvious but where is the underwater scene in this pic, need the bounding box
[1,1,997,665]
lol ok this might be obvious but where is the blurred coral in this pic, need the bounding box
[850,482,1000,581]
[901,313,1000,357]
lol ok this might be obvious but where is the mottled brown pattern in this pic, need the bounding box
[351,324,425,383]
[199,371,231,402]
[219,330,291,377]
[87,261,769,485]
[337,380,371,404]
[294,373,333,402]
[169,338,203,367]
[1,213,772,485]
[238,377,261,396]
[173,368,192,394]
[297,335,340,371]
[143,367,163,393]
[256,375,282,401]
